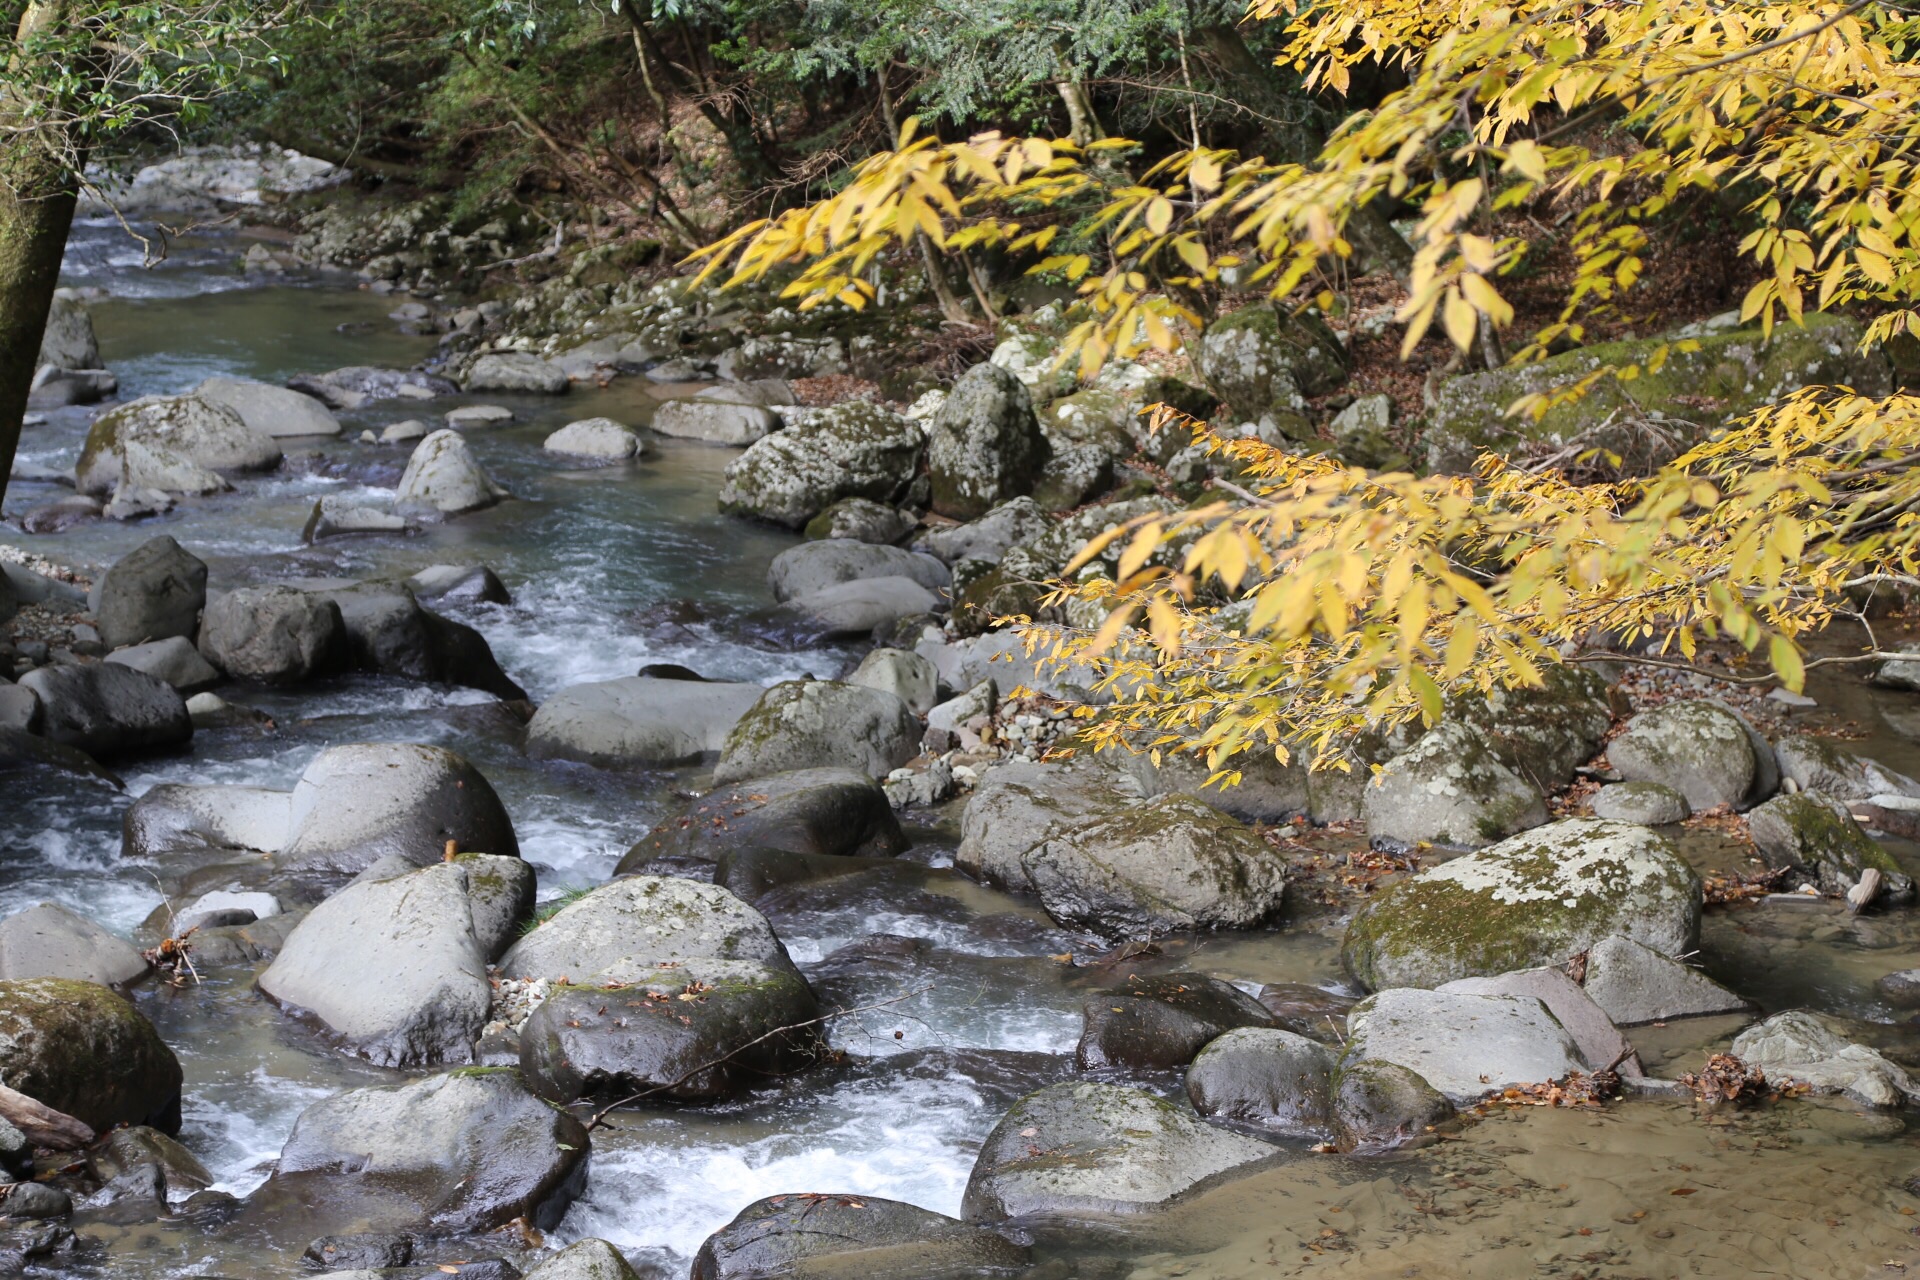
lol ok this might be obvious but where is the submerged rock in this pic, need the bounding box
[713,680,920,784]
[1077,972,1276,1071]
[694,1195,1027,1280]
[0,977,182,1133]
[525,676,761,769]
[1186,1027,1337,1138]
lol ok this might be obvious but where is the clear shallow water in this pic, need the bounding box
[13,219,1920,1280]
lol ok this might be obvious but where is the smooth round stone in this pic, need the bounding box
[1590,781,1689,825]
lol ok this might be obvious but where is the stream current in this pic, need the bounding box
[10,220,1920,1278]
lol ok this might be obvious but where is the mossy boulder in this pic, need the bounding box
[1607,698,1765,812]
[1775,733,1920,804]
[1196,304,1349,427]
[76,393,282,496]
[695,1195,1028,1280]
[720,402,924,528]
[498,876,791,982]
[956,756,1140,891]
[1447,664,1614,791]
[928,362,1051,519]
[1425,312,1891,473]
[712,680,920,784]
[0,978,182,1133]
[1747,791,1914,901]
[615,768,907,876]
[1329,1059,1453,1154]
[1361,721,1548,851]
[1342,818,1702,990]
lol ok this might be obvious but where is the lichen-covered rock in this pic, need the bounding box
[498,876,790,982]
[1425,312,1891,473]
[1023,794,1289,940]
[802,498,917,545]
[395,430,509,516]
[1032,441,1114,511]
[720,402,923,528]
[1076,972,1277,1070]
[543,418,643,459]
[713,680,920,784]
[916,496,1050,565]
[927,363,1051,519]
[955,756,1140,890]
[1195,303,1348,426]
[651,385,782,445]
[1747,791,1913,901]
[0,978,182,1133]
[961,1082,1274,1221]
[1607,699,1761,812]
[1342,819,1702,990]
[526,676,761,769]
[1448,665,1614,791]
[1731,1011,1920,1108]
[615,768,906,875]
[1186,1028,1335,1138]
[1774,733,1920,804]
[76,393,282,496]
[1362,722,1548,850]
[465,351,569,394]
[1329,1059,1453,1154]
[694,1195,1028,1280]
[1590,781,1689,825]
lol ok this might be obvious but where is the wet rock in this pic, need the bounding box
[1343,988,1582,1103]
[260,857,531,1067]
[1877,968,1920,1008]
[90,535,207,649]
[407,564,511,606]
[381,419,430,444]
[29,366,116,410]
[122,782,292,861]
[651,385,784,446]
[498,876,791,983]
[86,1124,213,1197]
[37,291,99,372]
[246,1068,588,1236]
[0,902,147,987]
[1607,699,1764,812]
[720,402,923,529]
[1362,721,1548,851]
[465,352,569,395]
[0,686,33,735]
[1579,933,1748,1026]
[303,497,410,541]
[1731,1011,1920,1108]
[1255,984,1357,1043]
[1329,1059,1454,1154]
[713,680,920,784]
[955,756,1138,891]
[768,540,950,602]
[1438,967,1639,1075]
[961,1081,1273,1220]
[1342,819,1702,990]
[446,404,515,429]
[198,586,347,684]
[522,1239,638,1280]
[848,648,938,716]
[1024,794,1288,940]
[614,768,906,874]
[519,957,824,1104]
[1590,781,1689,825]
[803,498,917,545]
[693,1194,1026,1280]
[0,726,121,786]
[525,676,761,768]
[1196,304,1347,427]
[315,584,525,700]
[104,636,221,695]
[175,889,281,934]
[2,1182,70,1220]
[1077,972,1276,1070]
[19,495,102,534]
[1747,791,1913,901]
[1186,1027,1336,1137]
[1774,733,1920,804]
[194,376,341,438]
[0,977,182,1133]
[927,363,1050,519]
[80,1161,167,1223]
[543,418,643,460]
[18,663,190,758]
[288,367,457,410]
[916,497,1050,566]
[395,430,509,516]
[303,1233,414,1271]
[76,393,282,496]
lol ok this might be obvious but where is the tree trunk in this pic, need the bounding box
[623,12,779,190]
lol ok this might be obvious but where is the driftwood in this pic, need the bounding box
[0,1082,93,1150]
[1848,867,1884,915]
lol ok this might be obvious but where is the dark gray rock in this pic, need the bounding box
[85,1124,213,1197]
[89,536,207,650]
[713,680,920,784]
[927,363,1050,519]
[18,663,190,758]
[303,1233,414,1271]
[0,977,182,1133]
[1255,984,1357,1043]
[1330,1059,1454,1153]
[318,585,525,700]
[1076,972,1276,1070]
[1747,791,1913,901]
[198,586,347,684]
[693,1195,1026,1280]
[1186,1027,1336,1137]
[614,769,906,875]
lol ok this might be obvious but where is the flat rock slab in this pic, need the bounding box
[1343,987,1583,1104]
[526,677,762,769]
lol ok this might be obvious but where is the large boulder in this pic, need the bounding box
[1731,1011,1920,1108]
[316,584,525,700]
[0,978,182,1133]
[1076,972,1276,1070]
[0,903,147,987]
[465,351,569,395]
[1195,303,1348,429]
[1579,933,1747,1026]
[1746,791,1912,900]
[955,756,1140,890]
[1774,733,1920,804]
[614,768,906,876]
[713,680,920,784]
[38,291,99,372]
[1341,988,1583,1104]
[498,877,790,982]
[720,402,923,528]
[1186,1027,1337,1138]
[694,1196,1027,1280]
[1362,721,1548,850]
[927,363,1051,519]
[1342,819,1702,990]
[1437,966,1640,1076]
[767,540,949,602]
[525,676,761,768]
[1022,794,1288,939]
[1448,665,1614,791]
[848,648,938,716]
[259,857,532,1067]
[784,578,940,639]
[77,393,282,495]
[90,536,207,650]
[286,366,456,409]
[193,376,342,438]
[198,586,346,684]
[803,497,917,545]
[19,662,190,759]
[395,430,509,516]
[245,1068,588,1237]
[960,1082,1273,1220]
[1608,699,1765,812]
[650,384,785,446]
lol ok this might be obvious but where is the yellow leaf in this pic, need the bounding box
[1145,197,1174,236]
[1442,289,1479,352]
[1770,634,1806,692]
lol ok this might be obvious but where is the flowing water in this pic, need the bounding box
[9,219,1920,1279]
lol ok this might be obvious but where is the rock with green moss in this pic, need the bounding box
[1607,699,1762,812]
[1342,819,1702,990]
[1329,1059,1453,1154]
[1447,664,1614,791]
[928,363,1051,519]
[525,1239,643,1280]
[802,498,917,545]
[713,680,920,784]
[1032,441,1114,511]
[956,757,1140,891]
[1590,781,1690,825]
[1186,1027,1336,1138]
[1775,733,1920,804]
[1747,791,1913,901]
[695,1194,1028,1280]
[989,331,1080,402]
[1023,794,1289,939]
[960,1081,1274,1220]
[615,768,906,876]
[1362,722,1549,851]
[1424,312,1891,473]
[720,402,924,528]
[0,977,182,1133]
[1196,304,1349,428]
[1077,972,1277,1070]
[1341,987,1582,1104]
[520,957,824,1104]
[76,393,282,496]
[498,876,792,982]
